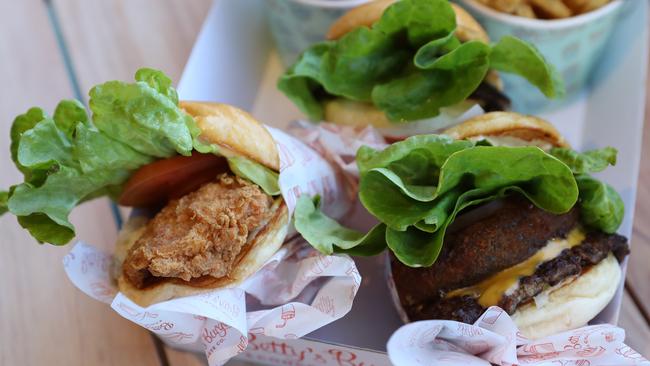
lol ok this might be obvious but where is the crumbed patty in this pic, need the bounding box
[391,195,629,323]
[123,173,274,288]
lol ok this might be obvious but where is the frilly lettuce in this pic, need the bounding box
[550,147,623,233]
[295,138,624,267]
[278,0,564,122]
[2,68,279,245]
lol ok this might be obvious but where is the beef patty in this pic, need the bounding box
[391,195,629,324]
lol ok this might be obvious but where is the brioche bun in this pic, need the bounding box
[180,101,280,171]
[327,1,489,43]
[114,102,290,307]
[443,111,570,149]
[512,254,621,339]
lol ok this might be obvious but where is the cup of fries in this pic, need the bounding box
[266,0,370,67]
[457,0,623,113]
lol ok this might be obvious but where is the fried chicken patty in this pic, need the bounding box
[123,173,274,288]
[391,195,629,323]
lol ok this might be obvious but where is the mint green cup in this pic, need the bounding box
[457,0,623,114]
[266,0,371,68]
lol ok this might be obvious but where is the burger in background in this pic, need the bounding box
[278,0,564,139]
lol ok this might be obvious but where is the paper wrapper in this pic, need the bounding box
[63,126,361,366]
[387,306,650,366]
[287,104,482,195]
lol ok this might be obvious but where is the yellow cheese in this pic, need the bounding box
[446,227,586,307]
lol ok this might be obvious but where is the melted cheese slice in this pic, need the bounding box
[446,227,586,307]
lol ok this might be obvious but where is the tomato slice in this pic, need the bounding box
[119,152,228,207]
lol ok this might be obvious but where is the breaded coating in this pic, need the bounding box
[392,195,581,307]
[391,195,629,324]
[123,173,274,288]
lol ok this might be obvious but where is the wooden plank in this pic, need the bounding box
[0,1,161,366]
[627,99,650,318]
[619,291,650,359]
[165,347,208,366]
[52,0,212,95]
[51,0,213,364]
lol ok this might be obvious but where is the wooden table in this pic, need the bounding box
[0,1,647,365]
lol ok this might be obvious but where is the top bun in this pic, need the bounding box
[327,0,489,43]
[443,111,570,149]
[180,101,280,171]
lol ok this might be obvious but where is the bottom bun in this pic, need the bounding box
[114,199,289,307]
[512,254,621,339]
[323,98,480,138]
[443,111,569,149]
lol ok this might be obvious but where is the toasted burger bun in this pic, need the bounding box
[443,111,570,149]
[114,102,290,307]
[327,1,489,43]
[512,254,621,339]
[180,101,280,171]
[322,0,500,130]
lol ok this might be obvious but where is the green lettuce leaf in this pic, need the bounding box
[575,175,624,234]
[3,68,282,245]
[2,69,193,244]
[10,107,48,181]
[278,0,563,122]
[296,136,587,267]
[0,191,8,216]
[227,156,281,196]
[294,195,387,256]
[550,147,617,174]
[89,80,193,158]
[53,99,89,138]
[135,67,179,104]
[489,36,564,98]
[372,41,492,121]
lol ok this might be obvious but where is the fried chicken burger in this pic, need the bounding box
[1,69,293,307]
[113,102,289,306]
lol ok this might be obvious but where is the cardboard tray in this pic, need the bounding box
[151,0,649,364]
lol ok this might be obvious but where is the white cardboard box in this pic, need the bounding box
[165,0,649,364]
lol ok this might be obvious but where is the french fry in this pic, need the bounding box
[562,0,591,13]
[529,0,572,18]
[513,2,537,18]
[577,0,611,14]
[485,0,523,13]
[479,0,610,18]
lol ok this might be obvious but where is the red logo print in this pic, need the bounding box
[202,322,230,344]
[480,307,504,325]
[89,282,116,303]
[616,345,646,360]
[276,304,296,329]
[236,335,248,353]
[162,332,194,342]
[276,141,295,171]
[576,346,606,358]
[313,296,336,316]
